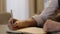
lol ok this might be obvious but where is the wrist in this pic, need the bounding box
[26,18,37,27]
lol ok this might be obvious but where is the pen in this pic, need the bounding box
[11,10,13,24]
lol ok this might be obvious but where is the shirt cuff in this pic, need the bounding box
[32,15,44,26]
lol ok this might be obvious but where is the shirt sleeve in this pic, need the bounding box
[32,0,58,26]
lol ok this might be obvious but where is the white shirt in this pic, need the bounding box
[32,0,59,26]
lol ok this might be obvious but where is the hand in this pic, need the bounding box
[8,18,19,30]
[8,18,28,30]
[8,18,37,30]
[43,19,60,32]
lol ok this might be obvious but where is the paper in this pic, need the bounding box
[7,27,46,34]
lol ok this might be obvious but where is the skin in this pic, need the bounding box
[8,18,37,30]
[43,19,60,32]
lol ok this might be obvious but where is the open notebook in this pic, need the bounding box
[7,27,46,34]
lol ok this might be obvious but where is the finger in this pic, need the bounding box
[12,21,22,28]
[43,23,48,32]
[8,18,18,28]
[9,18,18,24]
[13,19,18,23]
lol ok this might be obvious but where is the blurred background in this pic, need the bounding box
[0,0,49,34]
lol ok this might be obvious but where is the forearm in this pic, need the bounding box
[25,18,37,27]
[15,18,37,29]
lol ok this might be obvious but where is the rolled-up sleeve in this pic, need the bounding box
[32,0,58,26]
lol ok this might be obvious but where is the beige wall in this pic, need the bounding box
[29,0,35,17]
[37,0,44,14]
[29,0,44,17]
[0,0,6,13]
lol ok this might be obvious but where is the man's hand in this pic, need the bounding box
[8,18,19,30]
[8,18,37,30]
[43,19,60,32]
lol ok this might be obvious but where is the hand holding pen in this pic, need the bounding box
[8,10,37,30]
[8,10,19,30]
